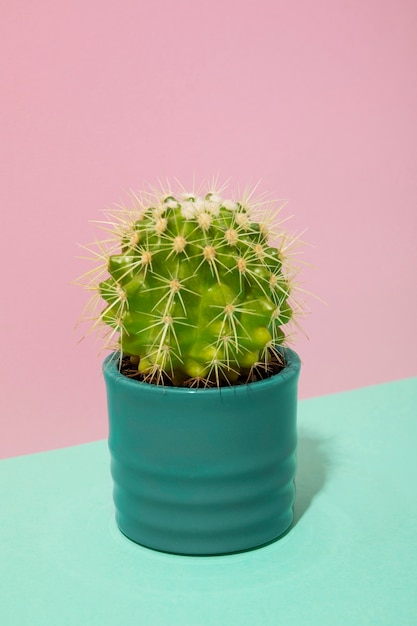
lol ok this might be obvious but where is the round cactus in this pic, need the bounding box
[79,183,303,386]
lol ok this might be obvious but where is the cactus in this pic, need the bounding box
[78,183,303,386]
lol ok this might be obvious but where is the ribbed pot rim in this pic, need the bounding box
[102,346,301,397]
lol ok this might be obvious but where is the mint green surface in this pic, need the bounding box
[1,377,417,625]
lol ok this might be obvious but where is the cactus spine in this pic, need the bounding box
[79,184,302,386]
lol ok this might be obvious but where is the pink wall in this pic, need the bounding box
[1,0,416,458]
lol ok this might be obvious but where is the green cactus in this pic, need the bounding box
[78,184,303,386]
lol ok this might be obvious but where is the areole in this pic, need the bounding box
[103,347,301,556]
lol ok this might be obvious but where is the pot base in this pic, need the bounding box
[116,518,294,556]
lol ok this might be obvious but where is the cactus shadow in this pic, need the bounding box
[293,432,330,524]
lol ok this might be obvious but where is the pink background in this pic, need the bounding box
[1,0,416,458]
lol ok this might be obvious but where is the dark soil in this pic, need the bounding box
[119,349,286,388]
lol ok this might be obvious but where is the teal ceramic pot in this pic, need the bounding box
[103,348,301,555]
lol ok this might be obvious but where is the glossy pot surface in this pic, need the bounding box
[103,348,301,555]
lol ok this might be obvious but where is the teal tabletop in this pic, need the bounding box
[1,377,416,626]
